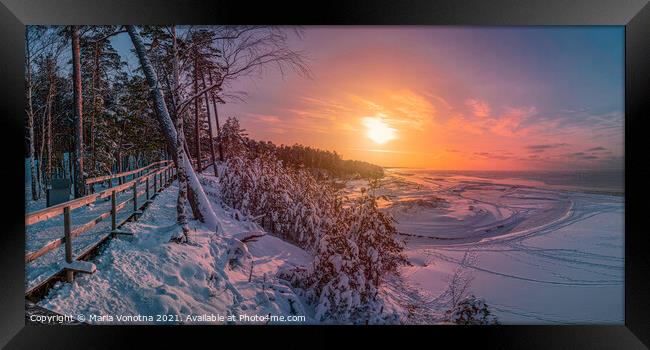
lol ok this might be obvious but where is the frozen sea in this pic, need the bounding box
[354,168,624,324]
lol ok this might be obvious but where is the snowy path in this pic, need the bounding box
[38,179,314,324]
[26,178,155,290]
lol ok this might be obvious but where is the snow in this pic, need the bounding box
[26,177,152,290]
[28,164,623,324]
[37,177,314,324]
[359,169,624,324]
[61,260,97,274]
[182,155,219,229]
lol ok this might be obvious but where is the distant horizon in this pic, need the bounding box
[379,166,623,172]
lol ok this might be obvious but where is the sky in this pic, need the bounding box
[116,26,625,171]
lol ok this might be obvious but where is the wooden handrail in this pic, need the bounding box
[25,164,177,264]
[26,163,175,226]
[85,160,171,185]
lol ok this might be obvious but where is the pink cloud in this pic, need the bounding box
[446,105,539,138]
[466,98,491,118]
[250,113,282,124]
[489,106,537,137]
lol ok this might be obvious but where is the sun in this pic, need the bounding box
[363,116,397,144]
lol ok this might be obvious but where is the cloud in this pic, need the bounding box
[275,89,439,137]
[250,114,282,124]
[586,146,607,152]
[525,143,569,153]
[466,98,491,118]
[347,89,437,129]
[446,113,485,135]
[472,151,514,160]
[567,152,600,160]
[489,106,538,137]
[446,105,539,138]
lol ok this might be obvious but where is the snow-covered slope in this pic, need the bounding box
[39,179,314,324]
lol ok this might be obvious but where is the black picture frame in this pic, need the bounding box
[0,0,648,348]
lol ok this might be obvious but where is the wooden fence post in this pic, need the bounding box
[154,173,158,194]
[63,206,74,283]
[111,190,117,231]
[133,181,138,213]
[146,176,150,201]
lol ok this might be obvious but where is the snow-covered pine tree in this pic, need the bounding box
[346,185,408,302]
[288,186,407,324]
[127,25,220,231]
[219,117,249,160]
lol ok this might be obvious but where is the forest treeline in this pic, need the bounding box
[218,117,384,180]
[254,142,384,179]
[25,26,167,200]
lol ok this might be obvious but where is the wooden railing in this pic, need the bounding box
[25,161,177,286]
[85,160,172,190]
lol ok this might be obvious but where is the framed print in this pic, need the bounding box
[0,0,648,348]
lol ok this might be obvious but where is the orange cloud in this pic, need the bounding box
[250,114,282,123]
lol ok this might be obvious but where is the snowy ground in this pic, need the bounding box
[354,169,624,324]
[27,165,623,324]
[26,169,168,290]
[34,175,316,324]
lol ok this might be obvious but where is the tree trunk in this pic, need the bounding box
[25,31,39,200]
[90,42,100,175]
[126,25,219,229]
[171,26,191,242]
[207,70,224,162]
[38,109,46,194]
[193,56,202,173]
[46,59,55,188]
[200,66,218,177]
[71,25,85,198]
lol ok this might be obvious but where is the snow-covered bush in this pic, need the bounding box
[219,153,338,250]
[279,187,407,324]
[446,295,499,325]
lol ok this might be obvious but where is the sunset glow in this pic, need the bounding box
[216,27,624,171]
[363,116,397,144]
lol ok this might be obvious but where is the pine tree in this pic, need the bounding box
[127,25,220,233]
